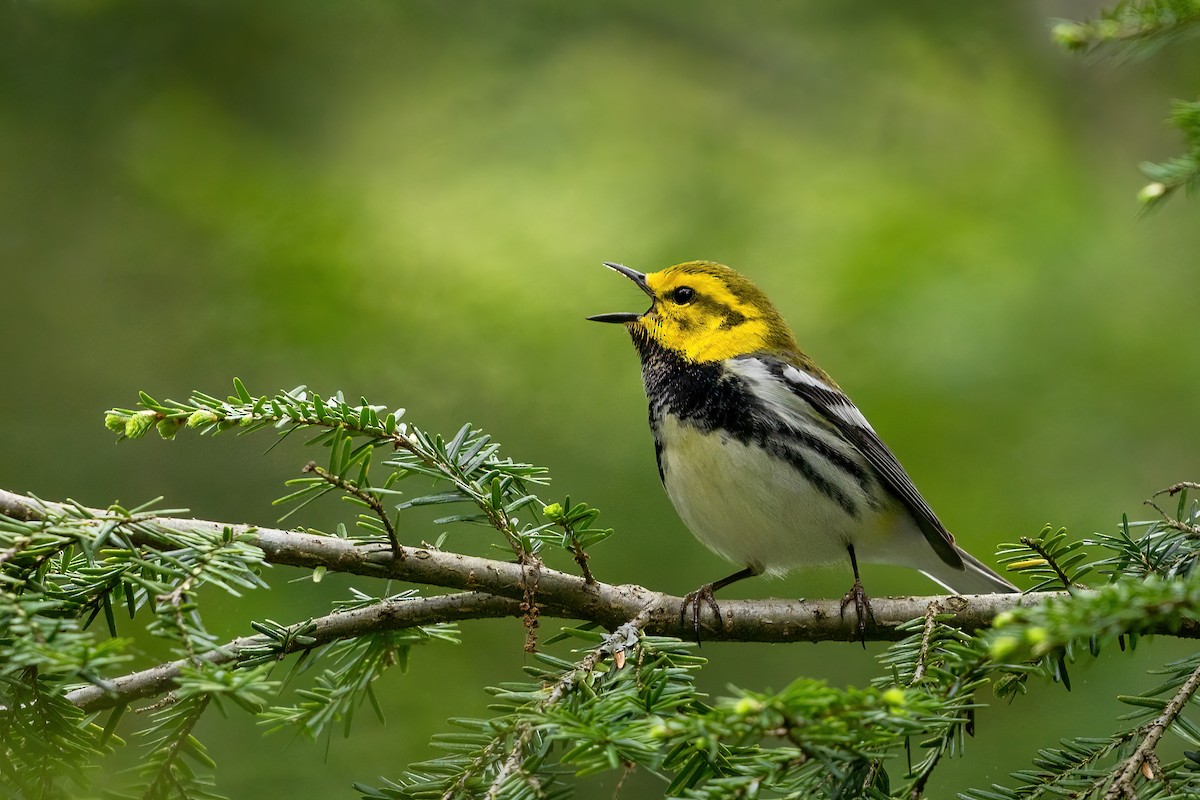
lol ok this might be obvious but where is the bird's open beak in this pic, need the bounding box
[587,262,654,324]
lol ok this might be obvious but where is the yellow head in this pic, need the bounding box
[589,260,800,363]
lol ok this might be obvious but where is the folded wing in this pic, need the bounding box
[765,355,963,570]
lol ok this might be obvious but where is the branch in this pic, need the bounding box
[0,489,1065,645]
[68,596,653,717]
[1020,535,1076,591]
[66,591,521,713]
[909,601,941,686]
[486,608,652,798]
[302,461,401,555]
[1104,659,1200,799]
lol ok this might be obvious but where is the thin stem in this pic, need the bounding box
[1103,660,1200,799]
[485,607,653,798]
[302,461,402,556]
[0,534,32,568]
[1021,535,1076,591]
[546,606,652,706]
[570,537,596,585]
[66,592,520,712]
[909,601,942,686]
[1143,483,1200,536]
[353,419,528,560]
[519,556,541,654]
[178,395,529,559]
[486,728,532,800]
[141,696,210,800]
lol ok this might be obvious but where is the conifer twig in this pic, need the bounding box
[1020,535,1075,591]
[909,600,947,686]
[65,592,521,712]
[1102,660,1200,799]
[301,461,402,555]
[486,608,652,798]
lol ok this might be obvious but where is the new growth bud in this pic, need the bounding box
[124,410,158,439]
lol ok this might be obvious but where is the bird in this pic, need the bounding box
[588,260,1018,640]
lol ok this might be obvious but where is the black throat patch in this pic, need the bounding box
[632,331,757,436]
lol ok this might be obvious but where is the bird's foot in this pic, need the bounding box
[840,577,876,648]
[680,583,723,645]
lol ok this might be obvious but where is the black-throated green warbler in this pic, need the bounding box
[589,260,1017,637]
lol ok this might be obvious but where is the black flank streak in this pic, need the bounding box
[653,435,666,484]
[764,360,846,411]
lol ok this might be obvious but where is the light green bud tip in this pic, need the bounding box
[881,687,907,708]
[1138,182,1166,204]
[733,697,762,715]
[186,409,221,428]
[156,418,182,440]
[104,412,127,433]
[1024,627,1049,652]
[992,610,1015,628]
[542,503,564,521]
[989,635,1020,661]
[1051,22,1089,50]
[124,410,158,439]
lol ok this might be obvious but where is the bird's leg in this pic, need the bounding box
[839,544,875,647]
[680,566,757,644]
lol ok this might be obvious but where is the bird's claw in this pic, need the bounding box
[680,583,723,644]
[840,577,875,648]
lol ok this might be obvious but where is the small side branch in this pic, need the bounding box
[302,461,402,555]
[1146,483,1200,536]
[487,608,652,798]
[1104,660,1200,799]
[570,539,596,585]
[1020,535,1075,591]
[66,592,521,713]
[909,601,943,686]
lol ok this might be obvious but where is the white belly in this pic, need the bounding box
[657,416,903,577]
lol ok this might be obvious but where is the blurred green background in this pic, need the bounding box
[3,0,1199,796]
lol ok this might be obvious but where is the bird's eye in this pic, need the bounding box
[672,286,696,305]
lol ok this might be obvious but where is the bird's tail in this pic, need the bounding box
[919,546,1018,595]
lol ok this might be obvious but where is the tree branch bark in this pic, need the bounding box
[1,488,1058,639]
[65,591,521,713]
